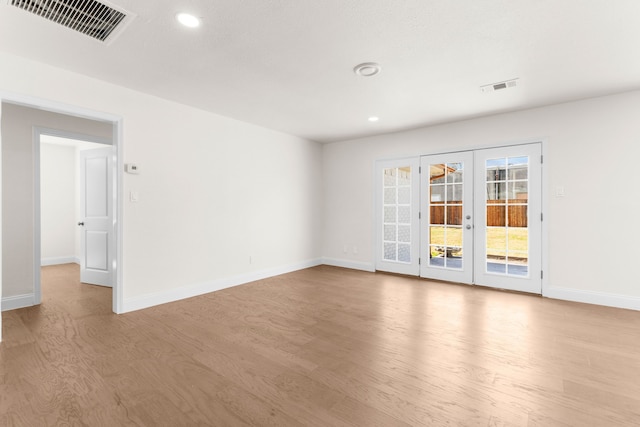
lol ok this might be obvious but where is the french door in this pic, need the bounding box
[377,143,542,294]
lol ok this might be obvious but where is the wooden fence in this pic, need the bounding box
[430,200,528,227]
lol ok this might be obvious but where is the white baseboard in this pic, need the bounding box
[544,286,640,311]
[322,257,375,272]
[41,256,80,266]
[122,258,323,313]
[1,293,35,312]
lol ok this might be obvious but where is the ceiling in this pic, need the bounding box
[1,0,639,143]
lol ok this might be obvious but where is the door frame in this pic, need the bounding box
[0,91,124,314]
[35,128,113,301]
[374,138,549,295]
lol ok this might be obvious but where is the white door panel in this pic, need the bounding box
[375,158,420,275]
[474,144,542,293]
[420,151,474,284]
[80,147,113,287]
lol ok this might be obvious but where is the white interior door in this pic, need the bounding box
[420,151,474,283]
[375,158,420,275]
[79,147,113,287]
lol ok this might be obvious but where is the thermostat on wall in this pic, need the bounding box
[125,163,140,174]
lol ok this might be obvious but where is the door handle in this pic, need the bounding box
[78,222,85,226]
[466,224,472,230]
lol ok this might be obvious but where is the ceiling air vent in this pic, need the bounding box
[481,78,519,93]
[9,0,132,43]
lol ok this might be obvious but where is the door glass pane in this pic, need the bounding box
[384,187,396,204]
[382,166,412,263]
[398,225,410,243]
[428,160,465,271]
[446,205,463,225]
[446,163,463,183]
[485,156,529,276]
[430,185,445,202]
[429,226,445,246]
[398,244,411,262]
[447,184,463,203]
[384,225,396,241]
[430,164,446,184]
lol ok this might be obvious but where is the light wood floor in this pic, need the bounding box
[1,264,640,426]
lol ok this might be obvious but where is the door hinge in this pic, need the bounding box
[419,211,421,219]
[541,154,544,164]
[541,212,543,221]
[419,258,421,265]
[541,270,544,279]
[419,166,422,174]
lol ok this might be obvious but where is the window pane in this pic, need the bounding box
[398,167,411,185]
[486,183,507,201]
[430,205,445,225]
[384,187,396,204]
[487,205,506,227]
[398,187,411,204]
[398,206,411,224]
[398,244,411,262]
[430,226,445,246]
[508,181,528,200]
[447,184,463,203]
[446,205,463,225]
[508,156,528,180]
[384,206,396,223]
[384,168,396,186]
[486,158,507,181]
[446,163,464,183]
[384,242,396,261]
[384,224,396,241]
[398,225,410,243]
[507,205,527,227]
[430,163,446,184]
[430,185,445,202]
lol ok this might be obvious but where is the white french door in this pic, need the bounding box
[375,158,421,275]
[420,151,474,283]
[377,143,542,294]
[473,144,542,293]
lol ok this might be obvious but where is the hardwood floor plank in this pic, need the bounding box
[2,263,640,425]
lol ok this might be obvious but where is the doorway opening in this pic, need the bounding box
[0,96,123,315]
[37,133,111,304]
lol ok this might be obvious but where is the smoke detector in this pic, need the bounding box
[8,0,135,44]
[354,62,382,77]
[481,78,519,93]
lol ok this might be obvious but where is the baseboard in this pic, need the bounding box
[321,257,375,272]
[1,293,35,312]
[544,286,640,311]
[122,258,323,313]
[41,256,80,266]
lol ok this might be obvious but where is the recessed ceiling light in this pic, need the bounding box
[176,13,201,28]
[368,116,380,122]
[354,62,381,77]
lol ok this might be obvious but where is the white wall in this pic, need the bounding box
[323,90,640,309]
[40,143,77,264]
[0,51,323,315]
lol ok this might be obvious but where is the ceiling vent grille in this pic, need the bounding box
[9,0,131,43]
[481,78,519,93]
